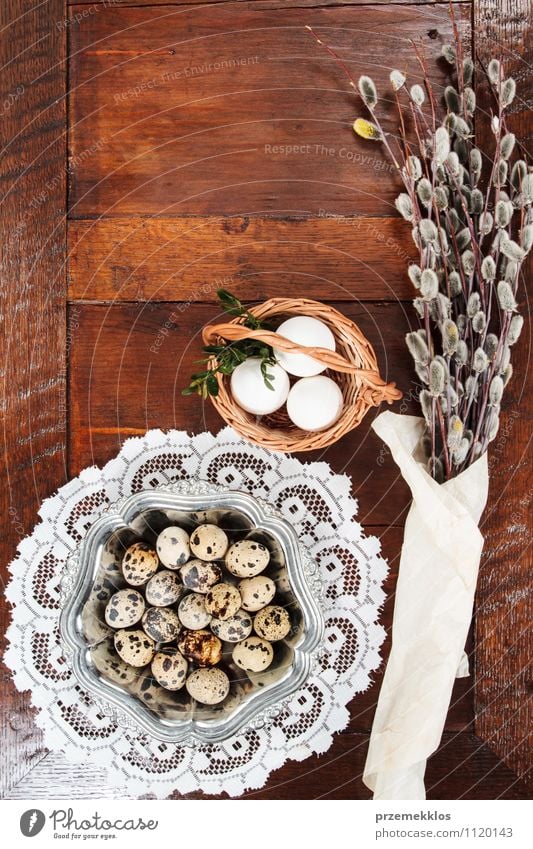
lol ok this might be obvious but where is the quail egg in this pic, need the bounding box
[121,542,159,586]
[205,582,241,620]
[180,559,222,594]
[178,592,212,630]
[189,524,229,561]
[225,539,270,578]
[141,607,181,643]
[104,589,145,628]
[156,526,190,569]
[210,609,253,643]
[178,629,222,667]
[145,570,183,607]
[186,667,230,705]
[238,576,276,612]
[232,636,274,672]
[114,629,155,667]
[151,649,188,691]
[254,605,291,641]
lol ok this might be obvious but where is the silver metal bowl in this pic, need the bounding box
[59,481,324,744]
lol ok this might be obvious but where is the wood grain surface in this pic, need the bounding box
[68,216,416,302]
[473,0,533,787]
[1,0,531,801]
[0,0,67,801]
[68,3,469,217]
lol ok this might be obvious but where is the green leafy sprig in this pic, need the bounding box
[182,290,277,399]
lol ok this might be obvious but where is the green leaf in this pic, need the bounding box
[206,373,219,396]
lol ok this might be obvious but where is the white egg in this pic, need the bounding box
[287,376,344,431]
[274,316,336,377]
[230,358,289,416]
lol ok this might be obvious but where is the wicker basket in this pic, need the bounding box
[202,298,402,452]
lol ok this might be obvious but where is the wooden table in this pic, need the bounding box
[1,0,531,799]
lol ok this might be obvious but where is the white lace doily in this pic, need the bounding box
[5,427,388,797]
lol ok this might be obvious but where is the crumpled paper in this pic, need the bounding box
[363,412,489,800]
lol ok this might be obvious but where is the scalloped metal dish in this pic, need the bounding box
[59,481,324,745]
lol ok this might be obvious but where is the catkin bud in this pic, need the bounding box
[456,227,472,250]
[453,437,470,464]
[429,358,446,396]
[511,160,527,193]
[442,319,459,355]
[420,268,439,300]
[507,314,523,345]
[463,58,474,85]
[406,155,422,181]
[485,333,499,360]
[446,150,461,177]
[502,363,513,387]
[487,410,500,442]
[410,84,425,106]
[470,148,482,184]
[470,188,484,214]
[495,199,512,228]
[405,331,430,365]
[479,211,494,235]
[434,186,449,211]
[455,340,468,365]
[419,389,433,425]
[358,75,378,108]
[447,415,464,451]
[390,69,406,91]
[449,270,462,297]
[497,280,517,311]
[481,256,496,280]
[408,264,422,287]
[500,133,516,160]
[493,159,508,187]
[489,375,504,405]
[444,85,461,113]
[467,292,480,317]
[501,77,516,108]
[434,126,450,164]
[505,260,518,282]
[441,44,456,65]
[473,347,489,372]
[395,193,413,221]
[520,224,533,252]
[461,250,476,276]
[488,59,501,85]
[501,239,526,262]
[417,178,433,207]
[472,311,487,333]
[413,298,425,318]
[419,219,438,244]
[465,375,478,399]
[464,87,476,116]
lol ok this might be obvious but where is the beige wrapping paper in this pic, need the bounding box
[363,412,489,800]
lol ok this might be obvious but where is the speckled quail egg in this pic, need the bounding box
[232,636,274,672]
[238,576,276,612]
[225,539,270,578]
[104,589,145,628]
[114,629,155,667]
[205,582,241,620]
[178,592,212,630]
[145,570,183,607]
[189,524,229,561]
[177,629,222,667]
[186,667,230,705]
[121,542,159,586]
[151,649,188,691]
[180,559,222,594]
[254,605,291,641]
[156,526,190,570]
[141,607,181,643]
[210,608,253,643]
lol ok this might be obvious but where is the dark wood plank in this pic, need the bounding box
[473,0,533,787]
[162,731,529,799]
[0,0,67,798]
[68,3,469,217]
[68,216,415,301]
[68,0,468,8]
[67,301,417,526]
